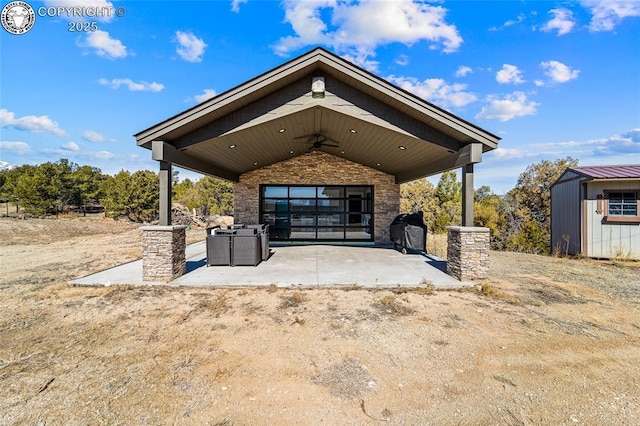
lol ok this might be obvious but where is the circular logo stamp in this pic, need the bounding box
[2,1,35,35]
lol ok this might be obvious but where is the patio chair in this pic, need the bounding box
[206,229,235,266]
[232,228,261,266]
[246,224,270,261]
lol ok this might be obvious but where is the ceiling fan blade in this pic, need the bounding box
[294,134,314,140]
[323,143,340,148]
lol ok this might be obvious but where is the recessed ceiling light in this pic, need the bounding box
[350,129,357,134]
[253,162,258,166]
[279,128,286,133]
[289,150,294,154]
[399,145,406,150]
[376,163,381,167]
[340,150,345,154]
[229,144,237,149]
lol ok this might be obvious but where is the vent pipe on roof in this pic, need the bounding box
[312,76,325,98]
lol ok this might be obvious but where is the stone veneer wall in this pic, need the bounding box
[446,226,490,281]
[234,151,400,244]
[141,225,187,282]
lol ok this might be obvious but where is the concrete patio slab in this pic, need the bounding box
[70,242,471,289]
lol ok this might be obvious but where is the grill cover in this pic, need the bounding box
[390,213,427,252]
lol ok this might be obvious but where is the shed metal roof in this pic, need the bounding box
[570,165,640,180]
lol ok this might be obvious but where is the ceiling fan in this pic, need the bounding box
[294,133,340,151]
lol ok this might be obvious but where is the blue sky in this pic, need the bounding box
[1,0,639,193]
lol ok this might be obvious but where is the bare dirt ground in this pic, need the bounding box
[1,217,639,425]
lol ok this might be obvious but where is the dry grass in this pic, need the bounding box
[278,290,309,308]
[480,282,520,305]
[373,294,414,316]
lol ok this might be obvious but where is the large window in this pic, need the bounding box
[260,185,373,241]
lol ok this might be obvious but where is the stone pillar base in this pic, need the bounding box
[446,226,490,281]
[141,225,187,282]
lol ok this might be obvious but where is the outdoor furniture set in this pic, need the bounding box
[206,224,270,267]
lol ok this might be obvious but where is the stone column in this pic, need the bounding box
[141,225,187,282]
[446,226,490,281]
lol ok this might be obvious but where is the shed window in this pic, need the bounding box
[607,192,637,216]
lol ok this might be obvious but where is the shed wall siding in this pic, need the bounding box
[585,181,640,259]
[234,151,400,244]
[551,171,583,256]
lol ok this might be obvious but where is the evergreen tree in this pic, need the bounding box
[101,170,159,222]
[433,170,462,233]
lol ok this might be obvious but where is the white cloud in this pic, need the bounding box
[540,60,580,84]
[274,0,462,69]
[82,130,111,142]
[387,75,477,108]
[192,89,217,103]
[82,30,127,59]
[475,92,539,122]
[175,31,207,63]
[534,128,640,156]
[0,141,32,154]
[496,64,525,85]
[488,147,530,159]
[541,8,576,36]
[395,54,409,66]
[489,13,525,31]
[89,150,115,160]
[455,66,473,78]
[580,0,640,32]
[0,109,66,136]
[99,78,164,92]
[62,141,80,152]
[43,0,115,22]
[231,0,247,13]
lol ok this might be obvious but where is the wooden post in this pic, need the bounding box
[462,163,474,226]
[159,161,172,226]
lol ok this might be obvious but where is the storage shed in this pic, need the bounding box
[551,165,640,260]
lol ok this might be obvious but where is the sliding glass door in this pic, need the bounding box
[260,185,373,241]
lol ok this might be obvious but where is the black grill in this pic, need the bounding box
[390,212,427,253]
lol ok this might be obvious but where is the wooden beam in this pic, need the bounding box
[454,143,482,167]
[152,141,239,182]
[395,142,483,183]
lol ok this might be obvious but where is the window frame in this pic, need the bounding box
[603,189,640,223]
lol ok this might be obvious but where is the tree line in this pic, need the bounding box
[0,156,578,253]
[0,159,233,222]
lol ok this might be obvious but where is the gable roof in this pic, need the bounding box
[135,47,500,183]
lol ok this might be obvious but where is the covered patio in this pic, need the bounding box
[133,47,499,284]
